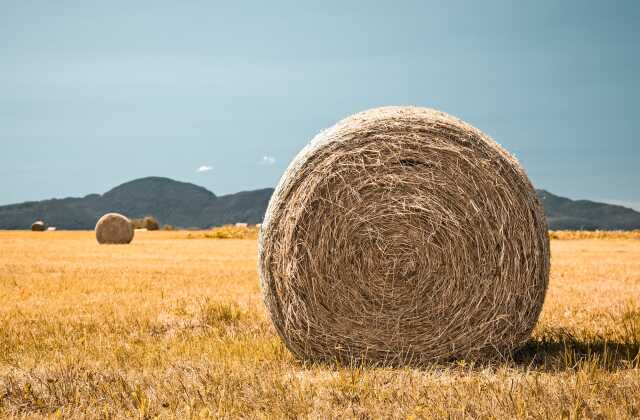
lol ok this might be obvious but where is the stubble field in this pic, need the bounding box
[0,231,639,418]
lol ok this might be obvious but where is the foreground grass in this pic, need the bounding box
[0,231,639,418]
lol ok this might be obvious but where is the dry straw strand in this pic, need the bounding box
[95,213,134,244]
[258,106,550,365]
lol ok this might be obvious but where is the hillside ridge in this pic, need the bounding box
[0,178,638,230]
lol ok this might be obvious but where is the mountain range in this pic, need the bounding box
[0,177,638,230]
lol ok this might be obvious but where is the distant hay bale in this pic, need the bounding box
[144,216,159,231]
[95,213,134,244]
[259,106,550,365]
[31,221,46,231]
[235,222,248,228]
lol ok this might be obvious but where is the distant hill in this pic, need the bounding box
[0,177,273,230]
[536,189,640,230]
[0,177,638,230]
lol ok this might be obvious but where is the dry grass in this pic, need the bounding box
[549,230,640,240]
[0,231,639,418]
[187,225,259,240]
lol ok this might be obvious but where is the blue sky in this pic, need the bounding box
[1,1,638,208]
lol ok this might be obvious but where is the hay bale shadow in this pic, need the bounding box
[512,334,640,372]
[288,331,639,372]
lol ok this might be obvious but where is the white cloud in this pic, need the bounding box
[196,165,213,173]
[260,156,276,166]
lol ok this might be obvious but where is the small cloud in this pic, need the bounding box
[196,165,213,173]
[260,156,276,166]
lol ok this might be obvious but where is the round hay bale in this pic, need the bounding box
[259,106,549,365]
[95,213,134,244]
[31,221,46,231]
[143,216,159,231]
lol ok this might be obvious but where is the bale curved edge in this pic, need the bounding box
[95,213,134,244]
[258,106,550,365]
[31,221,46,232]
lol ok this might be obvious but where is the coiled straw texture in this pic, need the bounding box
[259,106,549,365]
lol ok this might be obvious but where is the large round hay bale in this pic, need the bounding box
[95,213,134,244]
[31,221,46,231]
[259,106,550,365]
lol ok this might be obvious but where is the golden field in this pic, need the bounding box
[0,230,639,419]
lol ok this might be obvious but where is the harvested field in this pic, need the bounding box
[549,230,640,240]
[0,231,639,418]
